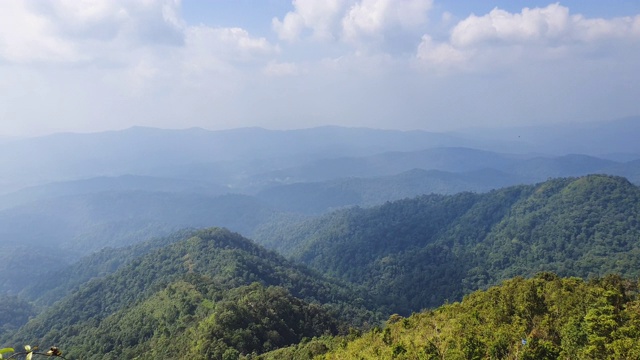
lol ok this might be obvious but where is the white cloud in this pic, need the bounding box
[272,0,347,41]
[417,4,640,69]
[416,34,467,69]
[0,1,79,62]
[0,0,278,87]
[571,14,640,42]
[0,0,284,135]
[0,1,638,137]
[451,4,570,47]
[342,0,432,42]
[273,0,432,46]
[34,0,184,44]
[0,0,185,64]
[450,3,640,48]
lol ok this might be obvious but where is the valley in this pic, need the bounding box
[3,1,639,358]
[1,120,640,359]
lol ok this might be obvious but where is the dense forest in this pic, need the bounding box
[2,135,640,296]
[7,273,638,359]
[262,274,640,359]
[3,228,379,359]
[255,175,640,314]
[2,174,640,359]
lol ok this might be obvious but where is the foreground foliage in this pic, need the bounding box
[6,273,640,359]
[265,274,640,360]
[0,345,65,360]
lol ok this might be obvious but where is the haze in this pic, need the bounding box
[0,0,639,137]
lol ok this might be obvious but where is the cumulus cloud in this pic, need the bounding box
[571,14,640,42]
[451,4,570,47]
[272,0,347,41]
[0,0,280,102]
[417,3,640,69]
[342,0,432,42]
[0,0,278,67]
[0,0,186,63]
[0,1,638,136]
[0,0,283,135]
[450,3,640,47]
[272,0,432,46]
[416,34,467,69]
[0,1,79,62]
[32,0,183,42]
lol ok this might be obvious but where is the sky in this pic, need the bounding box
[0,1,639,136]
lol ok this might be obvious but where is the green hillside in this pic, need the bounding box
[0,296,36,341]
[20,229,198,307]
[4,228,379,359]
[272,274,640,360]
[4,175,640,359]
[255,175,640,314]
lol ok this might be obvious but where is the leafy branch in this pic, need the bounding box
[0,346,67,360]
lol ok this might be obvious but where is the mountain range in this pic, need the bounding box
[3,175,640,358]
[2,118,640,358]
[1,119,639,297]
[1,117,638,194]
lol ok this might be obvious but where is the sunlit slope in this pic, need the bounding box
[315,274,640,360]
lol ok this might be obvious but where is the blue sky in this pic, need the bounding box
[0,1,639,136]
[181,1,640,29]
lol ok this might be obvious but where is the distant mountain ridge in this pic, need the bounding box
[1,150,639,296]
[251,148,634,186]
[0,119,639,300]
[451,116,640,156]
[0,126,473,193]
[1,117,638,193]
[0,174,227,210]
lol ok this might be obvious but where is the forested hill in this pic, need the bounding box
[265,274,640,359]
[254,174,640,314]
[6,228,380,359]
